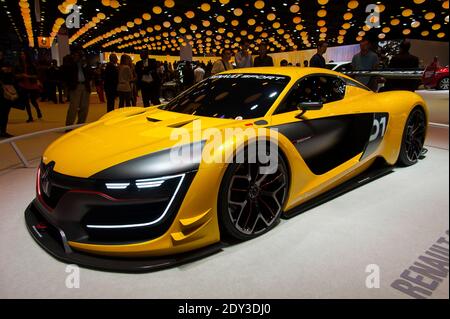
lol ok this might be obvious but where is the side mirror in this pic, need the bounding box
[298,101,323,111]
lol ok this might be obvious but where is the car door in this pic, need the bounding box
[269,74,382,175]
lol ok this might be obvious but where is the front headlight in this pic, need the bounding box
[87,174,186,229]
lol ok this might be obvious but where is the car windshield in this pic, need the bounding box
[160,73,290,119]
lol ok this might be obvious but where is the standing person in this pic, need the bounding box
[136,49,161,107]
[352,38,380,91]
[183,61,195,89]
[36,59,49,102]
[280,59,288,67]
[303,60,309,68]
[129,60,138,106]
[117,54,133,108]
[15,51,42,123]
[0,50,15,137]
[211,49,233,75]
[309,41,328,68]
[46,59,63,104]
[383,39,420,91]
[103,53,118,112]
[205,61,213,78]
[253,43,274,67]
[64,46,92,126]
[235,40,253,68]
[194,63,205,83]
[93,63,105,103]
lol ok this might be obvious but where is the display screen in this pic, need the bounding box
[160,74,290,120]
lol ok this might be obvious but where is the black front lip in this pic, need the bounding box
[25,202,225,273]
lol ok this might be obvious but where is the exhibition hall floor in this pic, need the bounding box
[0,91,448,299]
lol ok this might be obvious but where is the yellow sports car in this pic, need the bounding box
[25,68,428,272]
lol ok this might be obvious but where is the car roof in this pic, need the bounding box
[220,66,355,82]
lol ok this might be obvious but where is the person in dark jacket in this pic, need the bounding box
[383,40,420,92]
[46,59,64,104]
[135,49,161,107]
[15,51,42,122]
[309,41,328,68]
[0,50,14,137]
[103,54,118,112]
[63,47,92,126]
[254,43,274,67]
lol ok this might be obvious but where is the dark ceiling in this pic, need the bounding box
[1,0,448,55]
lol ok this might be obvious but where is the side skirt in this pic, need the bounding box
[282,162,394,219]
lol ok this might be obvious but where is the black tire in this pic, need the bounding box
[218,146,289,241]
[397,107,427,166]
[438,77,449,90]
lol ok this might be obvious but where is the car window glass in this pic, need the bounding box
[161,74,290,119]
[276,75,346,114]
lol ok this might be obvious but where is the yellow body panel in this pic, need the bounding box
[41,67,428,257]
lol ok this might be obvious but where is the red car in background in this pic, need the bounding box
[422,64,449,90]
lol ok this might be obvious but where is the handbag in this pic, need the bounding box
[2,84,19,101]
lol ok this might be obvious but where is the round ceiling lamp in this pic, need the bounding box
[432,23,441,30]
[293,16,302,24]
[164,0,175,8]
[376,4,386,12]
[317,9,327,17]
[234,8,243,16]
[142,13,151,20]
[201,3,211,12]
[343,12,353,20]
[390,18,400,26]
[290,4,300,13]
[402,9,413,17]
[421,30,429,36]
[411,21,421,28]
[318,0,329,5]
[424,12,435,20]
[185,11,195,18]
[255,1,265,9]
[403,29,411,35]
[348,1,359,9]
[267,13,276,21]
[152,6,162,14]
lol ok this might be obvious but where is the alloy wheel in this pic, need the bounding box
[404,109,426,163]
[226,160,288,236]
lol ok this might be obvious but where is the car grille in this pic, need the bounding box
[37,162,196,243]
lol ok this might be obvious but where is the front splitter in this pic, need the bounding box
[25,203,225,273]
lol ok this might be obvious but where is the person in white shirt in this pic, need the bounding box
[194,63,206,83]
[235,40,253,68]
[211,49,233,75]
